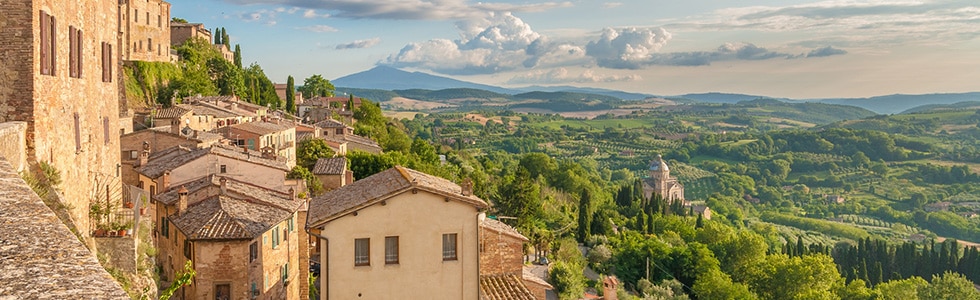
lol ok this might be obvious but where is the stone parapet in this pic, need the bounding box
[96,236,138,273]
[0,122,27,172]
[0,156,128,299]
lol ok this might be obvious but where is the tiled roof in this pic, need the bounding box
[177,103,238,119]
[522,267,554,289]
[313,119,349,129]
[481,218,529,241]
[312,157,346,175]
[164,176,300,241]
[228,121,294,136]
[143,126,223,143]
[137,145,289,179]
[344,134,382,149]
[307,166,488,227]
[155,107,191,119]
[480,274,537,300]
[170,195,294,240]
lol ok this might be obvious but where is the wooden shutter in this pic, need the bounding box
[69,26,76,77]
[40,11,49,75]
[76,28,82,77]
[74,113,81,153]
[50,15,56,76]
[103,117,109,145]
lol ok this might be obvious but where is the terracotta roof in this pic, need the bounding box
[227,121,294,136]
[480,274,537,300]
[313,119,349,129]
[143,126,224,143]
[170,195,294,240]
[307,166,488,227]
[312,157,346,175]
[177,103,238,119]
[164,175,300,240]
[522,267,554,289]
[344,134,382,149]
[137,145,289,179]
[481,218,529,241]
[155,107,191,119]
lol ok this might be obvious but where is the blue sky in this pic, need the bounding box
[168,0,980,98]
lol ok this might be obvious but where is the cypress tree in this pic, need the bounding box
[233,44,242,69]
[695,213,704,229]
[577,189,592,242]
[286,76,295,114]
[222,27,230,48]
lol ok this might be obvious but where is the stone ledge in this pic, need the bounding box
[0,156,129,299]
[0,121,26,172]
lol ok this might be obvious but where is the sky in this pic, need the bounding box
[167,0,980,99]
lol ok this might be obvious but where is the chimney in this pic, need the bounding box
[460,178,474,196]
[161,171,172,192]
[177,185,189,215]
[138,141,151,166]
[289,187,296,202]
[171,119,181,135]
[219,176,227,194]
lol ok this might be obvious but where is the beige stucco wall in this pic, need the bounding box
[316,190,482,300]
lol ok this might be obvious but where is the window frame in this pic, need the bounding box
[385,236,399,265]
[271,225,280,249]
[354,238,370,266]
[442,233,458,261]
[249,241,258,263]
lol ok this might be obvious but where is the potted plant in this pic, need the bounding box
[139,195,149,215]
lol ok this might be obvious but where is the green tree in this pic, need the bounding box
[296,139,336,170]
[746,254,843,300]
[286,166,324,196]
[577,189,593,242]
[300,74,336,98]
[410,138,438,165]
[550,261,585,300]
[233,44,242,69]
[875,276,927,300]
[918,272,980,300]
[495,166,543,231]
[159,261,196,300]
[693,269,758,300]
[285,75,296,113]
[221,27,230,48]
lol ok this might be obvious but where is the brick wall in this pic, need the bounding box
[1,0,123,239]
[480,227,525,276]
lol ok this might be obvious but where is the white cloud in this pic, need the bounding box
[602,2,623,9]
[303,9,330,19]
[585,27,672,69]
[507,68,640,84]
[299,25,339,33]
[336,38,382,49]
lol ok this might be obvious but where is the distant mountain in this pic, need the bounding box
[675,93,773,104]
[900,101,980,114]
[332,66,518,94]
[517,85,655,101]
[811,93,980,115]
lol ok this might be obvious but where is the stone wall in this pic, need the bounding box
[0,122,27,172]
[96,235,138,273]
[119,0,171,62]
[0,156,129,299]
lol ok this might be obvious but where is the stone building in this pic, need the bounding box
[312,119,382,154]
[0,0,123,236]
[311,157,352,190]
[118,0,171,62]
[217,120,297,167]
[154,175,304,300]
[170,22,210,46]
[306,166,489,300]
[478,218,551,300]
[642,155,685,203]
[120,128,222,187]
[134,144,292,195]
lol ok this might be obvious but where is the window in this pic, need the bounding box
[146,12,149,25]
[157,15,161,27]
[215,284,230,300]
[219,165,227,173]
[249,241,258,263]
[272,225,280,248]
[281,263,289,284]
[134,9,138,22]
[39,10,56,76]
[385,236,399,264]
[129,150,138,159]
[69,26,82,78]
[287,217,294,232]
[354,238,370,266]
[73,113,81,153]
[250,282,259,297]
[442,233,457,261]
[183,240,192,258]
[148,38,153,52]
[335,128,343,135]
[160,217,169,238]
[283,227,288,241]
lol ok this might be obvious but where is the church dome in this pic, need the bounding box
[649,154,669,172]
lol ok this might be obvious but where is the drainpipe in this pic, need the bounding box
[306,227,328,300]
